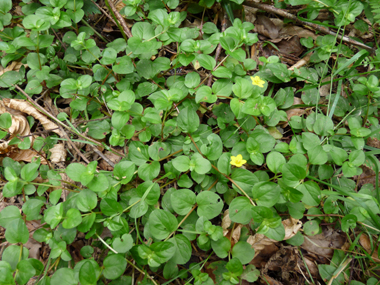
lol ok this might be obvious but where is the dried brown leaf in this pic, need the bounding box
[359,234,380,262]
[8,149,47,164]
[255,15,279,39]
[3,99,63,137]
[248,218,302,257]
[279,25,318,40]
[99,150,122,171]
[222,209,231,230]
[0,61,27,77]
[301,227,346,261]
[50,143,67,163]
[232,224,243,244]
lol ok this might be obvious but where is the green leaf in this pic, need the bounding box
[191,153,211,174]
[229,196,254,224]
[232,241,255,264]
[100,48,117,65]
[148,242,176,267]
[341,214,357,232]
[308,145,328,165]
[62,208,82,229]
[76,189,97,212]
[211,236,231,258]
[252,182,280,207]
[266,151,286,174]
[185,72,200,88]
[313,114,334,136]
[196,54,216,70]
[231,168,259,194]
[0,206,22,228]
[22,199,44,221]
[5,219,29,244]
[66,163,86,182]
[78,260,97,285]
[297,181,321,206]
[0,113,12,129]
[196,86,216,103]
[303,220,320,236]
[148,142,171,161]
[112,234,134,253]
[100,198,123,216]
[172,155,191,172]
[148,209,178,240]
[241,264,260,282]
[233,77,254,99]
[196,191,223,219]
[282,163,307,187]
[177,107,199,133]
[103,254,127,280]
[0,0,11,13]
[51,268,78,285]
[171,189,196,215]
[0,263,15,285]
[16,260,36,285]
[167,234,192,264]
[201,133,223,161]
[212,66,232,79]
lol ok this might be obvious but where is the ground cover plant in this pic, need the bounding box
[1,0,380,284]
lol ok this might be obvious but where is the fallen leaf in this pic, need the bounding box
[248,218,302,261]
[3,98,63,137]
[222,209,231,231]
[255,15,279,39]
[359,234,380,262]
[50,143,67,163]
[99,150,122,171]
[301,227,346,262]
[232,224,243,244]
[0,61,27,77]
[8,149,48,164]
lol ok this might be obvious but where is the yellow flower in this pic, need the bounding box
[250,76,265,88]
[230,154,247,167]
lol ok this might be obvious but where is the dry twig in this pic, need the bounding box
[105,0,132,39]
[243,1,376,54]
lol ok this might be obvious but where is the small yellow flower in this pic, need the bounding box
[230,154,247,167]
[250,76,265,88]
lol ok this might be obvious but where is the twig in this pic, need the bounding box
[91,145,115,168]
[242,1,376,54]
[105,0,133,39]
[347,258,355,285]
[327,257,352,285]
[13,85,125,157]
[207,12,228,87]
[288,51,313,71]
[13,85,90,164]
[90,0,117,26]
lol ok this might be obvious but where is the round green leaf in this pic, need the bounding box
[62,208,82,229]
[51,268,78,285]
[112,234,134,253]
[103,254,127,280]
[232,241,255,264]
[167,234,192,264]
[196,191,223,220]
[148,209,178,240]
[266,151,286,174]
[229,196,254,224]
[5,219,29,244]
[211,236,231,258]
[76,189,97,212]
[171,189,196,215]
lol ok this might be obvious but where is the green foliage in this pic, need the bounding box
[0,0,380,284]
